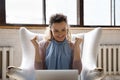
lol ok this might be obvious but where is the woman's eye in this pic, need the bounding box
[53,29,66,33]
[62,29,66,32]
[63,29,65,31]
[54,30,59,33]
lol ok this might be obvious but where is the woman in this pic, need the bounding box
[31,13,82,74]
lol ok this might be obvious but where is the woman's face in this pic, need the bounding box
[51,21,67,42]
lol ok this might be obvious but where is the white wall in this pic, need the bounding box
[0,27,120,67]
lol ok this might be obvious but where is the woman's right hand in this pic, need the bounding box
[31,36,39,49]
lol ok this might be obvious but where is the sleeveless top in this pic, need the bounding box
[45,39,73,69]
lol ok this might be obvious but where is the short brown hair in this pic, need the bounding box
[49,13,67,26]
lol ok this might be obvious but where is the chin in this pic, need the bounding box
[56,38,65,42]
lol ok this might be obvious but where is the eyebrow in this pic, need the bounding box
[54,28,66,31]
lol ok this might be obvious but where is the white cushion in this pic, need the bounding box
[80,27,102,80]
[19,27,43,69]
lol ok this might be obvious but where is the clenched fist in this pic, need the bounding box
[74,37,83,46]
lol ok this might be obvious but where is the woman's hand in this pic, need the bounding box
[31,36,39,49]
[74,37,83,47]
[73,37,83,60]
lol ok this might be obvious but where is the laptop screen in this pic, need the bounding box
[35,70,78,80]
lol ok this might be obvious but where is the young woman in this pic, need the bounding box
[31,13,83,74]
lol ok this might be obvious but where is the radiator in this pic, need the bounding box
[0,47,13,80]
[97,44,120,75]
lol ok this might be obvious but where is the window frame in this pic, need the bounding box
[0,0,6,24]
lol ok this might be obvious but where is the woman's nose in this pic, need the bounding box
[58,31,64,35]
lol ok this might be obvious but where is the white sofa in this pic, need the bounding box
[7,27,102,80]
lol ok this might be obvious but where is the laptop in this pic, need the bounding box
[35,70,78,80]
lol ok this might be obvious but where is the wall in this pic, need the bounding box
[0,26,120,67]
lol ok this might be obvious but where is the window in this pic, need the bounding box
[6,0,43,24]
[46,0,77,25]
[115,0,120,26]
[0,0,120,26]
[84,0,111,25]
[84,0,120,26]
[5,0,77,25]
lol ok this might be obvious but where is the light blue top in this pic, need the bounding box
[45,39,72,69]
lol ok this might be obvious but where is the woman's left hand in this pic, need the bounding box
[74,37,83,46]
[73,37,83,60]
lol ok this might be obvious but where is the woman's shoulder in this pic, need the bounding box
[39,40,50,48]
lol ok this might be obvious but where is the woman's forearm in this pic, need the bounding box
[72,45,82,74]
[73,45,80,60]
[31,37,42,69]
[35,48,41,62]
